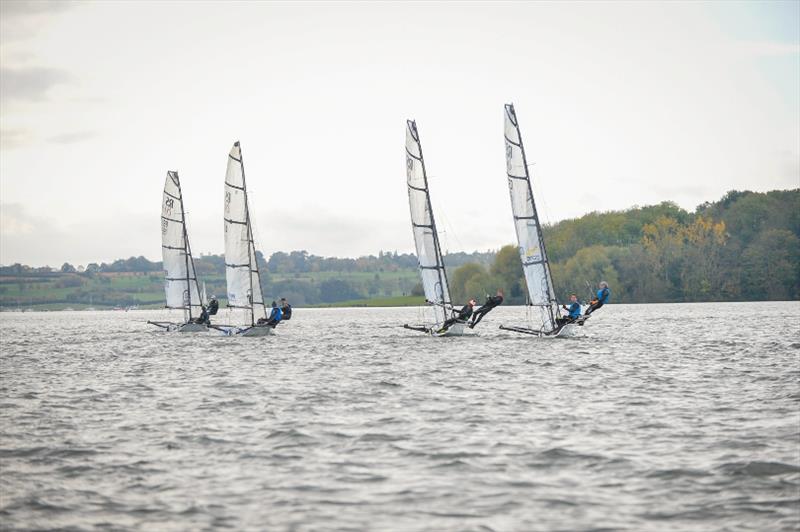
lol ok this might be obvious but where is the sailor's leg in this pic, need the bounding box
[469,306,493,328]
[470,312,483,328]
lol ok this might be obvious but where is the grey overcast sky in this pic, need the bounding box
[1,0,798,267]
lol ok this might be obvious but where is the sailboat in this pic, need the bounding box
[402,120,466,337]
[222,141,274,336]
[499,104,574,337]
[147,171,207,332]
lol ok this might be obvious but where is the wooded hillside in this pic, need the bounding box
[1,189,797,309]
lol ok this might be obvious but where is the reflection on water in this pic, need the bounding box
[1,302,799,531]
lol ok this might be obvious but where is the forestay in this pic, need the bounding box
[161,171,203,319]
[504,104,560,333]
[224,141,267,324]
[405,120,451,325]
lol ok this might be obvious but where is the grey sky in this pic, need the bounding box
[1,1,798,267]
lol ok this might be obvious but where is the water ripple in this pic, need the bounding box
[1,303,799,531]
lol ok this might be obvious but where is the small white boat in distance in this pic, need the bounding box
[402,120,466,337]
[222,141,274,337]
[148,171,208,333]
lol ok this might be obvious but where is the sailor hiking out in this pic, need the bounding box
[585,282,610,315]
[469,289,504,328]
[437,299,475,333]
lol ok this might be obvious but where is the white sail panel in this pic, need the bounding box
[161,171,203,316]
[405,120,449,325]
[223,142,267,323]
[504,104,559,333]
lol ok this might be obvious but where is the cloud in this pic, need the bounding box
[0,66,70,103]
[0,129,33,150]
[245,207,412,258]
[0,203,64,266]
[0,203,40,236]
[0,203,159,267]
[731,41,800,57]
[0,1,74,45]
[47,131,98,145]
[0,0,72,18]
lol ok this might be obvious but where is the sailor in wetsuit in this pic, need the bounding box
[555,294,581,327]
[279,297,292,320]
[438,299,475,332]
[469,289,504,329]
[585,281,610,315]
[194,296,219,325]
[257,301,282,326]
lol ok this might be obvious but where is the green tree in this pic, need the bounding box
[741,229,800,300]
[449,263,487,304]
[641,216,684,300]
[558,245,620,303]
[679,217,728,300]
[490,245,525,302]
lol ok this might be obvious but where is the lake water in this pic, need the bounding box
[1,302,799,531]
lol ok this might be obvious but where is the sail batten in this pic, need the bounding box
[160,171,203,317]
[504,104,560,333]
[223,141,267,325]
[405,120,452,326]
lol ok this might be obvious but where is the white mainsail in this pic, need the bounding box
[504,104,560,333]
[224,141,267,325]
[405,119,452,326]
[161,171,203,320]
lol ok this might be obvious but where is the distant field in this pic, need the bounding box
[309,295,423,308]
[0,270,422,311]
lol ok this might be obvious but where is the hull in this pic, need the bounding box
[500,321,577,338]
[148,320,208,333]
[233,324,275,337]
[431,322,465,337]
[551,323,576,337]
[404,321,467,337]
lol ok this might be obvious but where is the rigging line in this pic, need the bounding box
[528,162,553,227]
[437,207,466,258]
[425,177,465,256]
[245,186,267,275]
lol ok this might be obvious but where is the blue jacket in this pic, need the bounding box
[269,306,283,322]
[566,301,581,319]
[596,287,610,304]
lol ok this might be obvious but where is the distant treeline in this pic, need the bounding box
[0,249,495,277]
[1,189,797,308]
[450,189,799,304]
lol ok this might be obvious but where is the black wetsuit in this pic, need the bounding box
[469,294,504,328]
[194,299,219,325]
[440,304,473,331]
[280,304,292,320]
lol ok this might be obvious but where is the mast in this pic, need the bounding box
[176,172,193,321]
[238,143,256,326]
[504,103,559,331]
[413,121,449,307]
[406,120,453,324]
